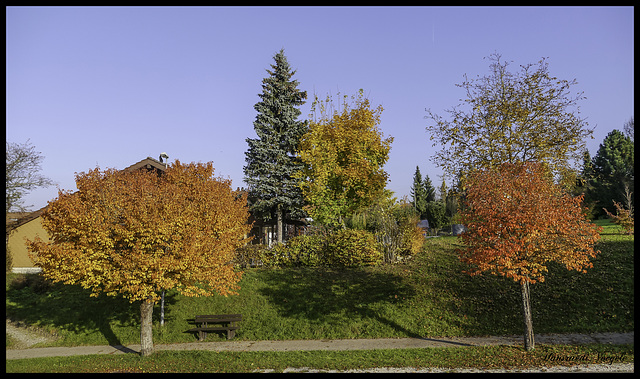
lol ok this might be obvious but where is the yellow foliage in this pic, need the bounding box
[297,90,393,226]
[26,160,251,304]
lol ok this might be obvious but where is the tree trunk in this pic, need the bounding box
[140,297,155,356]
[276,204,283,244]
[520,280,535,351]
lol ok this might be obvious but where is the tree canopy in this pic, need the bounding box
[244,49,308,242]
[410,166,427,218]
[426,53,594,186]
[27,160,251,355]
[589,129,634,218]
[297,90,393,227]
[457,162,601,350]
[458,162,601,284]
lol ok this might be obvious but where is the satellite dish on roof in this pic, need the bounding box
[159,152,169,163]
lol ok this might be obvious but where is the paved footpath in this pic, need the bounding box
[6,332,634,360]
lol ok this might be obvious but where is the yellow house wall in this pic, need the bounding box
[7,216,50,269]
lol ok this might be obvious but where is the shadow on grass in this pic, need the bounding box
[257,266,421,338]
[423,237,635,336]
[5,275,178,347]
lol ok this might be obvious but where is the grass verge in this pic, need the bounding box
[5,344,634,373]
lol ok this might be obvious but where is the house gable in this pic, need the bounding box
[124,157,167,174]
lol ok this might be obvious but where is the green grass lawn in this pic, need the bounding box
[6,220,633,349]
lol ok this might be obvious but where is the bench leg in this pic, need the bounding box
[227,329,235,339]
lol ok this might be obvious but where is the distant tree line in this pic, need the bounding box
[575,121,634,220]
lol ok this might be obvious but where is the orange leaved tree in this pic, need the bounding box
[457,162,601,351]
[26,160,251,356]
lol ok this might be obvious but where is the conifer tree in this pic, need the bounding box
[244,49,308,244]
[410,166,427,218]
[423,173,436,203]
[589,129,634,218]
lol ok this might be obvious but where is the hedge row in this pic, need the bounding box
[234,229,383,268]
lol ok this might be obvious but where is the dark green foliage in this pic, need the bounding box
[410,166,436,219]
[588,129,634,218]
[424,201,449,230]
[410,166,427,217]
[423,174,436,203]
[573,150,597,218]
[244,49,308,228]
[8,273,53,294]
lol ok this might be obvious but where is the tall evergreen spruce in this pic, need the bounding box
[411,166,437,219]
[423,173,436,203]
[410,166,427,218]
[244,49,308,244]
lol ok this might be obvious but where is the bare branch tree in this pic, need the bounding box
[6,139,55,212]
[623,116,634,142]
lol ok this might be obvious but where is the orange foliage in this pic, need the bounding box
[458,162,602,284]
[27,160,251,303]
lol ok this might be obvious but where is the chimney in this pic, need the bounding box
[159,152,169,166]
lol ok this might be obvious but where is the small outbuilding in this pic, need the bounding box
[417,220,430,237]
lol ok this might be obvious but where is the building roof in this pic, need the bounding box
[417,220,430,229]
[6,207,47,235]
[123,156,168,173]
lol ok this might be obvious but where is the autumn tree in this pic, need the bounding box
[425,53,594,186]
[26,161,251,356]
[244,49,308,244]
[297,90,393,227]
[457,162,601,351]
[603,199,634,235]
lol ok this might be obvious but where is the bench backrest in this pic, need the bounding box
[195,314,242,323]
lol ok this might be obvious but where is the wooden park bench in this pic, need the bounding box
[187,314,242,341]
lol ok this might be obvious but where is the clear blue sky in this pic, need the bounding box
[6,6,634,211]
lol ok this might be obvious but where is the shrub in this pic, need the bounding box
[348,201,424,263]
[425,201,449,231]
[325,229,382,267]
[399,214,425,257]
[9,273,53,294]
[259,243,289,267]
[286,234,325,266]
[603,200,634,235]
[234,244,268,267]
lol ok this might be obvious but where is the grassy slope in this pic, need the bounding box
[5,220,634,348]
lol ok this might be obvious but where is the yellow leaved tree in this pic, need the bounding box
[425,53,595,188]
[26,160,251,356]
[297,90,393,227]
